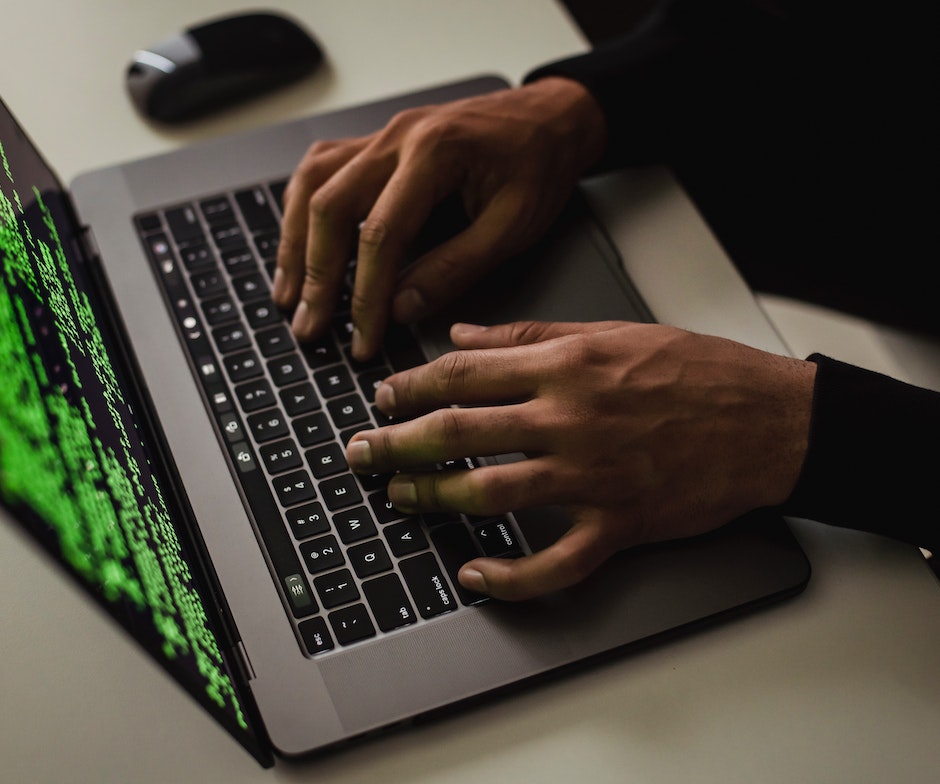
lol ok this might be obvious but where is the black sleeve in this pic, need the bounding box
[524,0,795,171]
[782,356,940,552]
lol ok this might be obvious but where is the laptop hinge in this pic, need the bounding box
[232,640,256,683]
[72,223,101,265]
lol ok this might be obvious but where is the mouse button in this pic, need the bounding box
[188,13,320,75]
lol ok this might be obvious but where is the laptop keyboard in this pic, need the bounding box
[134,179,525,655]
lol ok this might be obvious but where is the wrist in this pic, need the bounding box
[520,76,608,174]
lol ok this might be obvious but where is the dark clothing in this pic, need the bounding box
[527,0,938,336]
[526,0,940,549]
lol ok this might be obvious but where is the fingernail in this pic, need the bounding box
[459,567,487,593]
[452,323,488,336]
[292,300,314,337]
[346,439,372,471]
[388,479,417,510]
[374,382,396,413]
[351,327,365,360]
[393,288,426,322]
[271,267,284,300]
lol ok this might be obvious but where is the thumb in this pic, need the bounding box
[457,518,611,601]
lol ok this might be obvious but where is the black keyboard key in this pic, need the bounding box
[339,424,371,445]
[211,222,247,248]
[333,316,354,345]
[257,325,293,357]
[313,365,354,398]
[202,295,237,325]
[232,272,269,302]
[299,616,334,655]
[299,535,344,574]
[384,519,429,557]
[165,204,205,244]
[474,518,524,557]
[283,573,317,617]
[217,412,245,445]
[327,394,368,429]
[320,473,363,511]
[430,523,487,606]
[259,438,303,474]
[254,230,279,260]
[274,469,317,507]
[245,299,283,329]
[286,501,329,540]
[179,242,214,271]
[269,179,288,211]
[348,539,392,579]
[314,568,359,609]
[280,382,320,416]
[191,269,227,299]
[306,442,347,479]
[199,195,234,226]
[136,213,161,233]
[400,553,457,618]
[386,323,426,372]
[235,378,275,412]
[235,186,277,232]
[293,411,333,447]
[368,488,404,524]
[221,245,256,275]
[357,367,390,403]
[362,574,417,632]
[301,337,341,369]
[211,322,251,353]
[224,350,263,382]
[332,506,377,544]
[268,353,307,387]
[329,604,375,646]
[247,408,290,442]
[358,471,391,492]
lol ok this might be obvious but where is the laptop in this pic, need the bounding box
[0,75,810,766]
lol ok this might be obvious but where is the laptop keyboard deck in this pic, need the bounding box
[134,179,525,656]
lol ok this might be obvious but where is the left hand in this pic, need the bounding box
[345,321,816,600]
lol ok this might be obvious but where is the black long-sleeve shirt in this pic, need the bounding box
[526,0,940,551]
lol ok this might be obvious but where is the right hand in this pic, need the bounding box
[272,77,608,359]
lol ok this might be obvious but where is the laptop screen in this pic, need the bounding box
[0,98,271,766]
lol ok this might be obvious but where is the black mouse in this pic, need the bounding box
[126,12,322,123]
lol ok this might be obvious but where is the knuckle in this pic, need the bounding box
[435,351,472,393]
[357,215,396,254]
[430,407,465,450]
[306,188,338,225]
[508,320,547,346]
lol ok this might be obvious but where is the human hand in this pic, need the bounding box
[346,321,816,600]
[272,77,607,359]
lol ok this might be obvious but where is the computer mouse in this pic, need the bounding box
[126,12,322,123]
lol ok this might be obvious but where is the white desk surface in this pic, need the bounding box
[2,2,938,782]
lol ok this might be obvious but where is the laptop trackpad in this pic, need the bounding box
[415,189,653,361]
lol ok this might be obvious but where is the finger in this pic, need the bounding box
[374,344,551,417]
[457,518,611,601]
[450,320,624,350]
[350,155,460,359]
[346,403,545,474]
[291,145,400,341]
[274,139,366,309]
[384,457,567,518]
